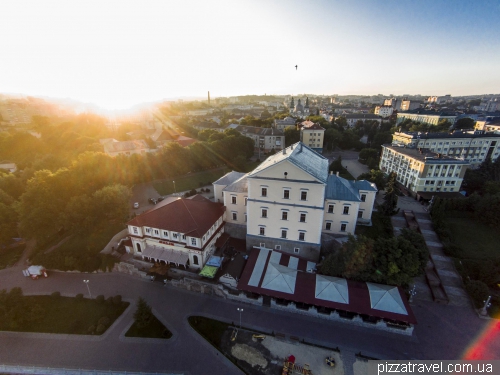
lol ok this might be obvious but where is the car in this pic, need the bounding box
[157,196,164,202]
[133,202,139,209]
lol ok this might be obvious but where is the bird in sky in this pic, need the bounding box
[295,65,298,70]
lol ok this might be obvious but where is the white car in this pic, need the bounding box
[133,202,139,209]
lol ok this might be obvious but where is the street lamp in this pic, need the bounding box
[409,284,417,303]
[173,181,176,195]
[83,280,92,299]
[481,296,492,316]
[237,308,244,329]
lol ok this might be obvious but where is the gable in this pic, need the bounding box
[249,159,324,183]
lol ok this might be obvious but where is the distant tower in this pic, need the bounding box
[208,91,211,105]
[290,97,295,111]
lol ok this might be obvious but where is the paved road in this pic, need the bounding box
[0,266,499,374]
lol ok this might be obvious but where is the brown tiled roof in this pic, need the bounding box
[127,196,224,238]
[302,122,325,130]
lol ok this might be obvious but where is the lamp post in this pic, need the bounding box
[83,280,92,299]
[409,284,417,303]
[237,308,243,329]
[481,296,492,316]
[173,181,176,195]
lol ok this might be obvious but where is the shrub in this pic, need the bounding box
[443,244,464,258]
[87,325,96,334]
[69,320,82,333]
[75,293,84,300]
[95,324,106,334]
[189,189,197,196]
[98,316,111,327]
[105,296,113,305]
[51,291,61,298]
[465,280,490,309]
[95,295,105,304]
[112,295,122,305]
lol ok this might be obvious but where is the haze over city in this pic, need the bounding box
[1,0,499,111]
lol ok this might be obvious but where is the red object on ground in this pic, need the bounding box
[288,355,295,363]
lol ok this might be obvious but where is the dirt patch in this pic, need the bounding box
[231,343,268,369]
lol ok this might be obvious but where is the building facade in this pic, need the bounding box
[300,122,325,153]
[380,145,469,196]
[274,116,296,131]
[374,105,394,118]
[232,125,284,153]
[391,131,500,167]
[344,114,382,127]
[126,196,225,270]
[396,110,457,126]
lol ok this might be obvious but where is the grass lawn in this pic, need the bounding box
[188,316,229,348]
[355,211,393,240]
[0,295,129,334]
[125,314,172,339]
[154,168,229,195]
[31,221,125,272]
[445,217,500,260]
[0,244,25,270]
[337,167,355,180]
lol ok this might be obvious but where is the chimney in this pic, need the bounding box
[336,171,339,177]
[283,148,286,155]
[330,171,333,175]
[291,143,294,150]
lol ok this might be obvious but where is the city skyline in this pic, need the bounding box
[1,0,499,111]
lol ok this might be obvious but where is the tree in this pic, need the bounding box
[133,297,154,328]
[381,172,399,215]
[284,127,300,147]
[358,169,386,190]
[454,117,476,130]
[358,148,379,163]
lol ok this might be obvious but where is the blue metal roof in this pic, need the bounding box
[351,180,377,192]
[248,142,329,183]
[325,174,361,202]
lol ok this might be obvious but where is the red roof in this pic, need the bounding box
[302,122,325,130]
[127,195,224,238]
[176,136,197,147]
[237,249,417,325]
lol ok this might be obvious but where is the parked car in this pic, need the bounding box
[133,202,139,209]
[157,196,164,202]
[148,198,158,205]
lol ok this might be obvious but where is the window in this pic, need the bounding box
[281,230,287,239]
[325,222,332,230]
[145,228,151,234]
[261,187,267,197]
[300,191,307,201]
[260,243,265,247]
[191,238,197,246]
[360,194,366,202]
[282,211,288,220]
[294,248,300,254]
[283,189,290,199]
[231,196,236,204]
[261,209,268,218]
[259,227,265,236]
[133,227,138,234]
[244,214,247,222]
[163,231,168,237]
[244,197,247,206]
[154,229,159,235]
[232,212,237,221]
[300,213,306,222]
[358,211,363,219]
[343,206,349,215]
[192,255,199,265]
[328,204,334,213]
[182,234,186,240]
[173,233,178,239]
[275,245,281,250]
[298,232,305,241]
[340,223,347,232]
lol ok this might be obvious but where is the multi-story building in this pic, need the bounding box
[215,142,377,262]
[400,100,421,112]
[396,109,457,126]
[475,117,500,133]
[274,116,297,131]
[374,105,394,118]
[380,145,469,198]
[391,131,500,166]
[126,196,225,269]
[344,114,382,127]
[300,122,325,153]
[232,125,284,153]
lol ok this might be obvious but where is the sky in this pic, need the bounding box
[1,0,499,111]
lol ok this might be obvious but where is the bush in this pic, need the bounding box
[443,244,464,258]
[51,291,61,298]
[98,316,111,327]
[465,280,490,309]
[95,295,105,304]
[69,320,82,334]
[112,295,122,305]
[87,325,96,334]
[105,296,113,305]
[95,323,106,334]
[75,293,84,300]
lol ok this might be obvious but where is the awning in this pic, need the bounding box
[199,265,218,278]
[206,255,223,267]
[142,246,189,265]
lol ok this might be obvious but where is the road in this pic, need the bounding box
[0,265,499,374]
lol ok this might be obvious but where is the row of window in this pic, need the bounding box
[259,227,306,241]
[262,188,308,200]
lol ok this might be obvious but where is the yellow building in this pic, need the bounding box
[299,122,325,153]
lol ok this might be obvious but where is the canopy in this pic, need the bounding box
[206,255,223,267]
[142,245,189,266]
[199,265,219,278]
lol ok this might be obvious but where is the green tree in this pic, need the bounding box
[454,117,475,130]
[358,148,379,163]
[358,169,386,190]
[133,297,154,328]
[284,127,300,147]
[381,172,399,215]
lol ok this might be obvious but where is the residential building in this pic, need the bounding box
[300,122,325,153]
[126,195,225,270]
[274,117,296,131]
[380,145,470,199]
[231,125,284,153]
[215,142,377,262]
[475,117,500,133]
[344,114,382,127]
[400,100,421,112]
[396,109,457,126]
[100,139,153,157]
[0,162,17,173]
[391,131,500,166]
[374,105,394,118]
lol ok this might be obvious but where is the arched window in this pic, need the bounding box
[136,243,142,253]
[192,255,199,265]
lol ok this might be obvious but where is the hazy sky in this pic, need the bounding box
[1,0,499,110]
